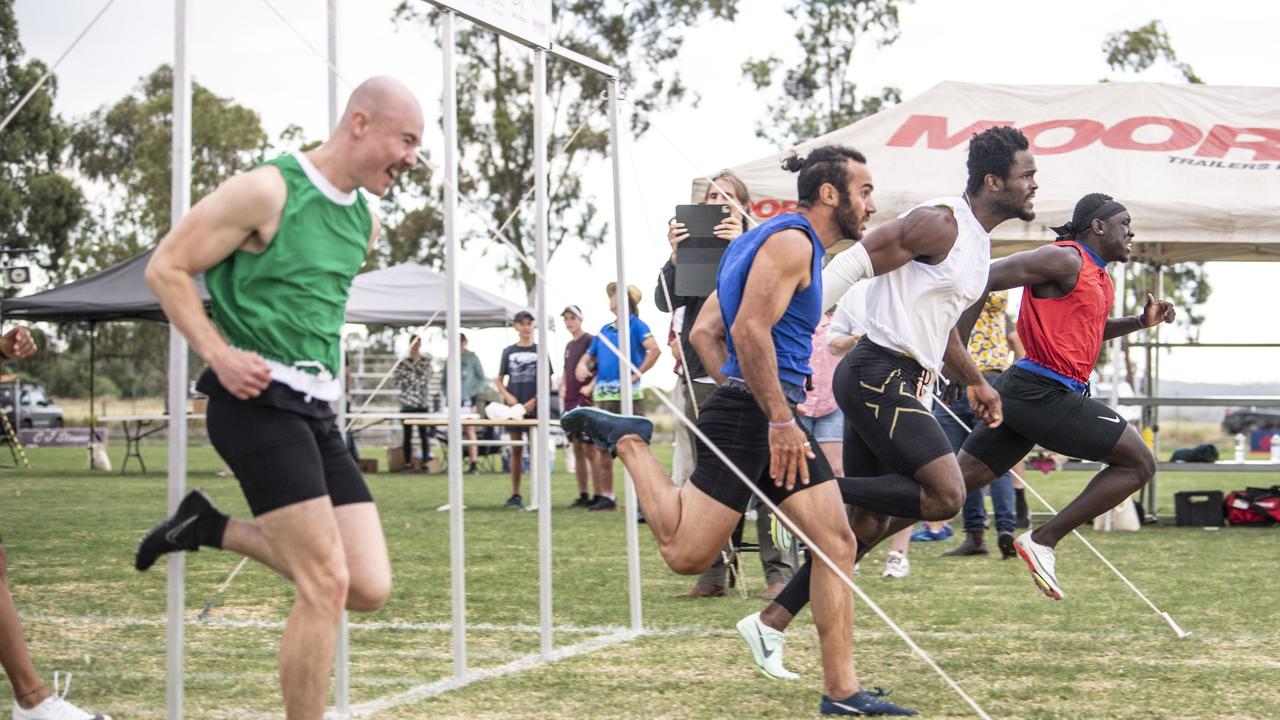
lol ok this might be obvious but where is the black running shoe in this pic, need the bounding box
[135,489,216,571]
[821,688,919,716]
[570,495,592,508]
[998,531,1017,559]
[560,407,653,455]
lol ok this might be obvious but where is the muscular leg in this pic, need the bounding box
[0,544,51,710]
[253,497,350,719]
[760,509,910,633]
[835,452,966,521]
[776,482,858,698]
[222,502,389,612]
[1034,424,1154,547]
[614,435,741,574]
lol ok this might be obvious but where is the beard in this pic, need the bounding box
[834,191,865,241]
[996,193,1035,222]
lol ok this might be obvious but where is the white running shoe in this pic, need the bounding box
[736,612,799,681]
[1014,531,1064,600]
[770,513,794,555]
[881,550,910,578]
[12,674,111,719]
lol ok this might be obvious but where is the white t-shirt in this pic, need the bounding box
[861,196,991,372]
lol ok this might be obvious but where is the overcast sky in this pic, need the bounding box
[14,0,1280,387]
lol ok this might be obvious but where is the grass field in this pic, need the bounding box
[2,444,1278,719]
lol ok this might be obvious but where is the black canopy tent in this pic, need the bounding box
[2,249,529,463]
[0,249,209,458]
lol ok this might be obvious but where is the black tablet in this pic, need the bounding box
[674,204,732,297]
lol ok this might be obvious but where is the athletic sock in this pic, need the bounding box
[773,557,812,616]
[836,474,924,519]
[773,540,875,619]
[196,510,230,550]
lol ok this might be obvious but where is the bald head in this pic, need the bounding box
[329,76,424,196]
[340,76,423,131]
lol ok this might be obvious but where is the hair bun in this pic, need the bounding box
[780,150,804,173]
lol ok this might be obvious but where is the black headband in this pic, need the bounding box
[1051,200,1127,239]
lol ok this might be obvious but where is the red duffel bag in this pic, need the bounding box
[1225,486,1280,525]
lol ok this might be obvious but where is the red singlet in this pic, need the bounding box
[1016,240,1114,385]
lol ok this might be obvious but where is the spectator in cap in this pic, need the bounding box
[496,310,548,509]
[575,284,660,511]
[561,305,605,507]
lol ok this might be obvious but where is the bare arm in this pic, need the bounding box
[1105,292,1175,340]
[957,245,1081,344]
[145,168,285,399]
[575,351,597,382]
[636,335,660,375]
[690,292,728,384]
[827,332,860,357]
[732,229,818,489]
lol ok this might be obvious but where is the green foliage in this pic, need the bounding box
[0,0,85,278]
[1103,20,1202,85]
[740,0,908,146]
[391,1,739,296]
[68,65,271,263]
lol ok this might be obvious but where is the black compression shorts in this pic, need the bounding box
[834,339,954,477]
[962,365,1129,476]
[689,385,834,512]
[199,369,373,517]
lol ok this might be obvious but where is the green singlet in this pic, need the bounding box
[206,152,372,377]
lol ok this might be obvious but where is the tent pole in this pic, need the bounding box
[89,322,96,469]
[166,1,192,717]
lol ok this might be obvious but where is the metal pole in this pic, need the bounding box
[441,8,467,681]
[1109,262,1127,410]
[327,0,338,136]
[1149,263,1165,519]
[88,323,96,469]
[608,80,643,632]
[166,1,191,716]
[325,3,351,715]
[532,47,553,659]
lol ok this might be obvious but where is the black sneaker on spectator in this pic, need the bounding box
[504,494,524,509]
[570,494,591,508]
[588,496,617,512]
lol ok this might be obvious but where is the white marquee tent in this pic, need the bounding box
[699,81,1280,263]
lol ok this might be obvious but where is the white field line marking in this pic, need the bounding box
[20,612,632,635]
[21,613,1213,643]
[342,629,640,718]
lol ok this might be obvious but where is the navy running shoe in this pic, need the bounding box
[135,489,216,571]
[560,407,653,455]
[821,688,919,716]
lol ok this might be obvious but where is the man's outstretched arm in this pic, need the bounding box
[1104,292,1175,340]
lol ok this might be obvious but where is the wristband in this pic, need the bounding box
[1136,313,1149,329]
[768,418,797,430]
